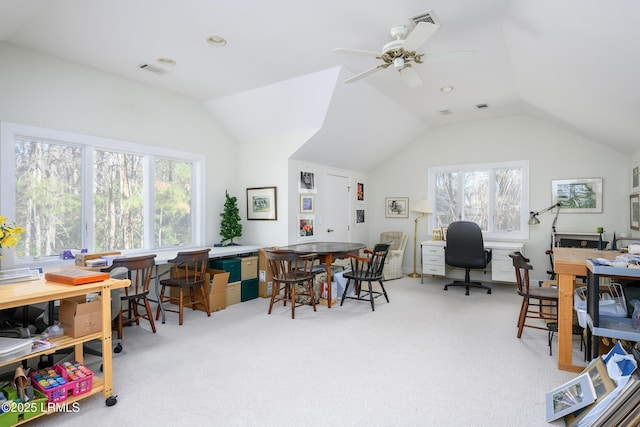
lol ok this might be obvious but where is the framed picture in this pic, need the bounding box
[563,357,617,426]
[356,182,365,203]
[299,170,316,193]
[355,208,365,226]
[385,197,409,218]
[545,372,596,422]
[633,165,640,192]
[298,215,315,240]
[300,195,314,213]
[441,226,449,241]
[432,229,442,241]
[551,178,603,213]
[631,194,639,231]
[246,187,277,220]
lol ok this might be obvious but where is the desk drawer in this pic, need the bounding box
[491,259,516,282]
[423,255,444,265]
[491,249,514,260]
[422,264,445,275]
[422,246,444,256]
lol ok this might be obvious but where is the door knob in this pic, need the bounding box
[327,228,334,233]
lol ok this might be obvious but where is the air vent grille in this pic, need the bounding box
[476,103,489,109]
[409,10,439,26]
[438,109,452,115]
[138,63,168,75]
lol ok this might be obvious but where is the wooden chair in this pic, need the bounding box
[340,243,391,311]
[265,249,318,319]
[155,248,211,325]
[104,254,157,339]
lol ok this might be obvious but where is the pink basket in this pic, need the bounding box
[55,361,94,397]
[30,369,69,403]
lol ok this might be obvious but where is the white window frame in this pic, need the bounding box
[428,160,530,241]
[0,121,206,269]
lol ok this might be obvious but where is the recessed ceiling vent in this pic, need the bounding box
[438,109,452,115]
[409,10,439,27]
[137,63,167,75]
[476,103,489,109]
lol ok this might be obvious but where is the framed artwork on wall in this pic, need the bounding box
[300,195,314,213]
[551,178,603,213]
[630,194,639,231]
[299,170,316,193]
[432,229,443,241]
[298,215,315,240]
[633,165,639,192]
[385,197,409,218]
[246,186,277,220]
[355,207,365,226]
[356,182,365,203]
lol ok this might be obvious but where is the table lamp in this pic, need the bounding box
[408,197,432,278]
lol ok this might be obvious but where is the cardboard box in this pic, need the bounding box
[226,281,241,306]
[169,268,229,312]
[59,296,102,338]
[241,256,258,280]
[259,248,274,297]
[74,251,121,266]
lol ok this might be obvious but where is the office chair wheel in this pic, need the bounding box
[114,343,122,353]
[105,395,118,407]
[487,289,492,294]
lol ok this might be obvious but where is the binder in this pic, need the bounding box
[44,269,110,285]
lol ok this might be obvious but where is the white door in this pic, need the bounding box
[324,173,350,242]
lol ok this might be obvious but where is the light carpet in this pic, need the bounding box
[28,275,582,427]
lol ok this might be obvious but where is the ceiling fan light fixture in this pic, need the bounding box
[393,57,405,69]
[440,85,454,93]
[157,57,176,67]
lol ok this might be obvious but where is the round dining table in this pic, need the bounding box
[278,241,366,307]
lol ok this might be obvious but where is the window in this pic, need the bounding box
[428,160,529,240]
[1,121,205,267]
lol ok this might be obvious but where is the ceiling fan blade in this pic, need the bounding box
[403,21,439,52]
[344,64,387,83]
[334,48,381,58]
[420,50,476,63]
[399,66,423,88]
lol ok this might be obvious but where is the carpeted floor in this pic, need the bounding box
[27,275,583,427]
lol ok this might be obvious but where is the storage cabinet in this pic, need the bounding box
[0,277,129,424]
[421,240,524,283]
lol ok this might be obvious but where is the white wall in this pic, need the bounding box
[368,115,631,282]
[0,43,237,246]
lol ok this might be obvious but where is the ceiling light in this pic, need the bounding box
[206,35,227,47]
[157,57,176,66]
[440,86,454,93]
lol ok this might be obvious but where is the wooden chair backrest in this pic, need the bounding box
[167,248,211,285]
[110,254,157,294]
[509,251,532,295]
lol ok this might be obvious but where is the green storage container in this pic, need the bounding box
[241,278,258,302]
[210,258,241,283]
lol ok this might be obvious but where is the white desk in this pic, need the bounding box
[420,240,524,284]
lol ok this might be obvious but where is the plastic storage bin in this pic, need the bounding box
[30,361,94,403]
[574,283,627,328]
[0,337,32,363]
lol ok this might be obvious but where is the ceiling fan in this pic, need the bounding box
[334,11,468,88]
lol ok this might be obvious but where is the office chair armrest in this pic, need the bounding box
[485,249,492,264]
[346,253,371,263]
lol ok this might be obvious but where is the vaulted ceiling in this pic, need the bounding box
[1,0,639,171]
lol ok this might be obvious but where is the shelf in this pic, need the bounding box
[0,332,102,369]
[588,315,640,342]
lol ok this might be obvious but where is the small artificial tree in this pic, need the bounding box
[220,190,242,245]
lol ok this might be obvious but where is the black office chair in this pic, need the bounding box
[443,221,492,295]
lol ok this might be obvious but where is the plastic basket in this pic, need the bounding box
[30,367,69,403]
[574,283,627,328]
[55,361,93,397]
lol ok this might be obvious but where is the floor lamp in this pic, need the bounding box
[408,197,432,278]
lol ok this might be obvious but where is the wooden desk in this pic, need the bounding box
[279,242,366,308]
[0,276,129,414]
[553,247,617,372]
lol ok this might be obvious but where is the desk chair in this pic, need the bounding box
[103,254,157,339]
[265,249,318,319]
[443,221,492,295]
[155,248,211,325]
[340,243,391,311]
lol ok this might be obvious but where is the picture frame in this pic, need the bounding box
[355,208,365,226]
[300,195,314,213]
[545,372,597,422]
[246,186,277,220]
[356,182,365,203]
[432,229,443,241]
[440,226,449,241]
[563,357,617,426]
[630,194,639,231]
[385,197,409,218]
[551,178,603,213]
[297,215,315,241]
[299,170,316,193]
[633,165,639,192]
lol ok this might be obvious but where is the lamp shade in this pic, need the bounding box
[412,197,432,214]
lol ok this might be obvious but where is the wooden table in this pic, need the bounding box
[279,242,365,308]
[553,247,617,372]
[0,275,129,410]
